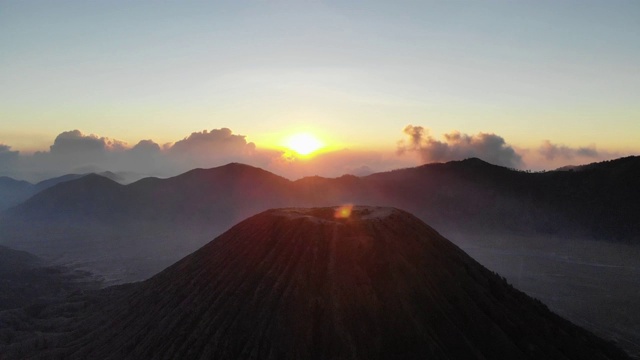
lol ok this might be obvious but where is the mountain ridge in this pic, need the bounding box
[1,156,638,284]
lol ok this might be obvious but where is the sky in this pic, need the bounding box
[1,1,639,182]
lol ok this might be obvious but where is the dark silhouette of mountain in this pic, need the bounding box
[8,173,126,221]
[519,156,640,240]
[0,173,86,211]
[0,207,629,359]
[98,170,125,183]
[5,156,639,241]
[0,172,137,211]
[0,245,101,311]
[124,162,297,225]
[1,156,638,284]
[0,176,33,211]
[6,163,295,224]
[0,155,636,285]
[293,156,640,241]
[32,173,86,192]
[0,165,301,283]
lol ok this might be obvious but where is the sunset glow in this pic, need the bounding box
[0,1,638,181]
[285,133,324,156]
[334,204,354,219]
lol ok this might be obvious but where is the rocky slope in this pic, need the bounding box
[1,207,629,359]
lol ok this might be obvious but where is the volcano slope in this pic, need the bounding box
[5,207,630,360]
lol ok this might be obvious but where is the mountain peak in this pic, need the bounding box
[459,157,489,164]
[178,162,288,180]
[78,172,122,184]
[46,206,629,360]
[269,206,397,223]
[451,157,507,169]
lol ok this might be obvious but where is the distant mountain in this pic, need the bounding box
[7,163,296,225]
[124,162,297,225]
[0,173,87,211]
[7,156,639,241]
[0,207,629,359]
[0,176,33,211]
[0,171,142,211]
[286,156,640,241]
[0,164,301,282]
[354,156,640,241]
[1,157,639,283]
[97,170,151,184]
[32,173,86,192]
[8,173,126,221]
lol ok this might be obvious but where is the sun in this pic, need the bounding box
[285,133,324,156]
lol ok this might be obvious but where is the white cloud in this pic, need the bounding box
[397,125,523,168]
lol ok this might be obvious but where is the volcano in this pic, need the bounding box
[7,206,629,359]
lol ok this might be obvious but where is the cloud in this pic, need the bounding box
[0,126,630,182]
[169,128,255,156]
[398,125,523,168]
[0,144,20,175]
[131,140,161,154]
[518,140,624,170]
[48,130,127,155]
[24,130,130,177]
[539,140,599,160]
[0,144,19,157]
[49,130,107,155]
[167,128,256,168]
[0,128,271,182]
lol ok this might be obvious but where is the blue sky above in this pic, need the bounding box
[0,1,639,180]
